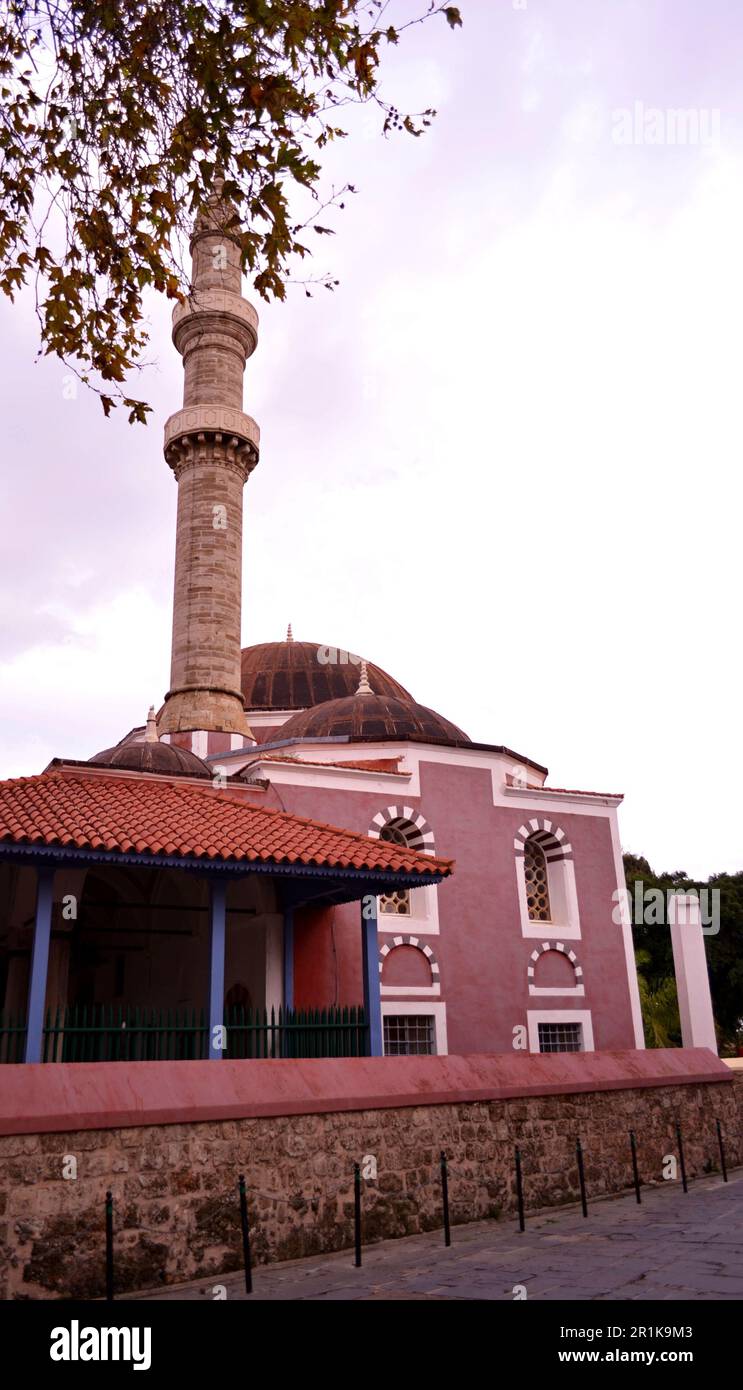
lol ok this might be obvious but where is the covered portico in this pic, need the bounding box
[0,766,452,1064]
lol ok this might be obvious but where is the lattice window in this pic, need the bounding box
[524,837,551,921]
[379,823,411,915]
[537,1021,582,1053]
[379,889,411,915]
[383,1014,436,1056]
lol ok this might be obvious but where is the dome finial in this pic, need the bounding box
[286,623,294,643]
[145,705,158,743]
[355,660,373,696]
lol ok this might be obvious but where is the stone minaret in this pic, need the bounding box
[159,179,259,747]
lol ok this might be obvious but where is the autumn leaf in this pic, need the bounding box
[0,0,461,420]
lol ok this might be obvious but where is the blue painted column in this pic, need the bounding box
[283,908,294,1011]
[361,894,383,1057]
[208,878,227,1060]
[24,865,55,1063]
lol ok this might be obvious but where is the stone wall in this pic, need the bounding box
[1,1073,740,1300]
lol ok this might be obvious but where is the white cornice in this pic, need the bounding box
[245,759,411,790]
[503,784,623,809]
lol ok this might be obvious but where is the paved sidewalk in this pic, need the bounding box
[129,1169,743,1301]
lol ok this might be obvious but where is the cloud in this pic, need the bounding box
[0,0,741,877]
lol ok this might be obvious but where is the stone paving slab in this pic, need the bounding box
[128,1168,743,1301]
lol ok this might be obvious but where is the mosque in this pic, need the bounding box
[0,182,646,1066]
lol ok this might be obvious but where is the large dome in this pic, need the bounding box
[89,741,211,778]
[241,638,413,711]
[275,691,470,745]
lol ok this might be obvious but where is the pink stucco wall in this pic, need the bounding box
[258,757,636,1056]
[0,1050,728,1135]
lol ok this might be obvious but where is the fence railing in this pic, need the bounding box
[0,1003,368,1063]
[0,1011,25,1063]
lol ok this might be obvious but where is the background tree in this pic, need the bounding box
[634,948,680,1049]
[624,852,743,1052]
[0,0,462,419]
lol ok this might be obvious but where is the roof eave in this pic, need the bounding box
[0,840,452,896]
[230,734,549,776]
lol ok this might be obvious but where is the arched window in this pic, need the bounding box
[524,836,551,922]
[371,807,439,932]
[514,818,581,940]
[379,823,411,915]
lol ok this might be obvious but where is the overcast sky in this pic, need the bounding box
[1,0,741,879]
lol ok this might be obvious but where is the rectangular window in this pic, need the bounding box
[538,1021,583,1053]
[383,1014,436,1056]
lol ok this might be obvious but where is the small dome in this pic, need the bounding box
[89,741,212,778]
[241,639,413,711]
[276,692,470,745]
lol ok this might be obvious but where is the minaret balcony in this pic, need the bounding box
[172,288,258,358]
[163,404,260,465]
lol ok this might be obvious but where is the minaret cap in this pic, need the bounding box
[355,660,373,696]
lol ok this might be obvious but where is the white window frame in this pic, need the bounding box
[377,881,440,934]
[377,811,441,934]
[381,1001,448,1056]
[516,847,581,940]
[527,1008,594,1053]
[405,881,441,935]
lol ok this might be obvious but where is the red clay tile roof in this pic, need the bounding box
[0,770,453,877]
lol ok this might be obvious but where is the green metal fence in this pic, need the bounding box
[0,1003,368,1063]
[0,1011,25,1063]
[229,1005,368,1060]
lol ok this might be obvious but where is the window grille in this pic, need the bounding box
[379,888,411,915]
[379,824,411,915]
[525,837,551,921]
[383,1014,436,1056]
[537,1021,583,1053]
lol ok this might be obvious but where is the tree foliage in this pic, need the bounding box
[634,948,680,1049]
[0,0,462,419]
[624,852,743,1052]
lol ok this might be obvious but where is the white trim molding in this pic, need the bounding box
[514,817,573,862]
[527,1008,595,1054]
[381,1001,448,1056]
[373,807,440,935]
[527,941,585,997]
[369,805,436,855]
[504,784,622,809]
[378,880,440,936]
[515,818,582,940]
[379,936,441,998]
[609,810,645,1049]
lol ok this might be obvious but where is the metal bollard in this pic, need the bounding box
[576,1138,588,1218]
[515,1146,525,1232]
[440,1151,451,1247]
[675,1123,688,1193]
[629,1130,642,1204]
[353,1162,362,1268]
[716,1119,728,1183]
[105,1189,114,1302]
[238,1174,253,1294]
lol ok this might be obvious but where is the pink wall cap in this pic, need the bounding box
[0,1049,730,1137]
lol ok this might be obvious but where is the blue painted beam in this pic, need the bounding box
[0,843,446,894]
[283,908,294,1011]
[208,878,227,1061]
[24,866,55,1063]
[361,895,383,1057]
